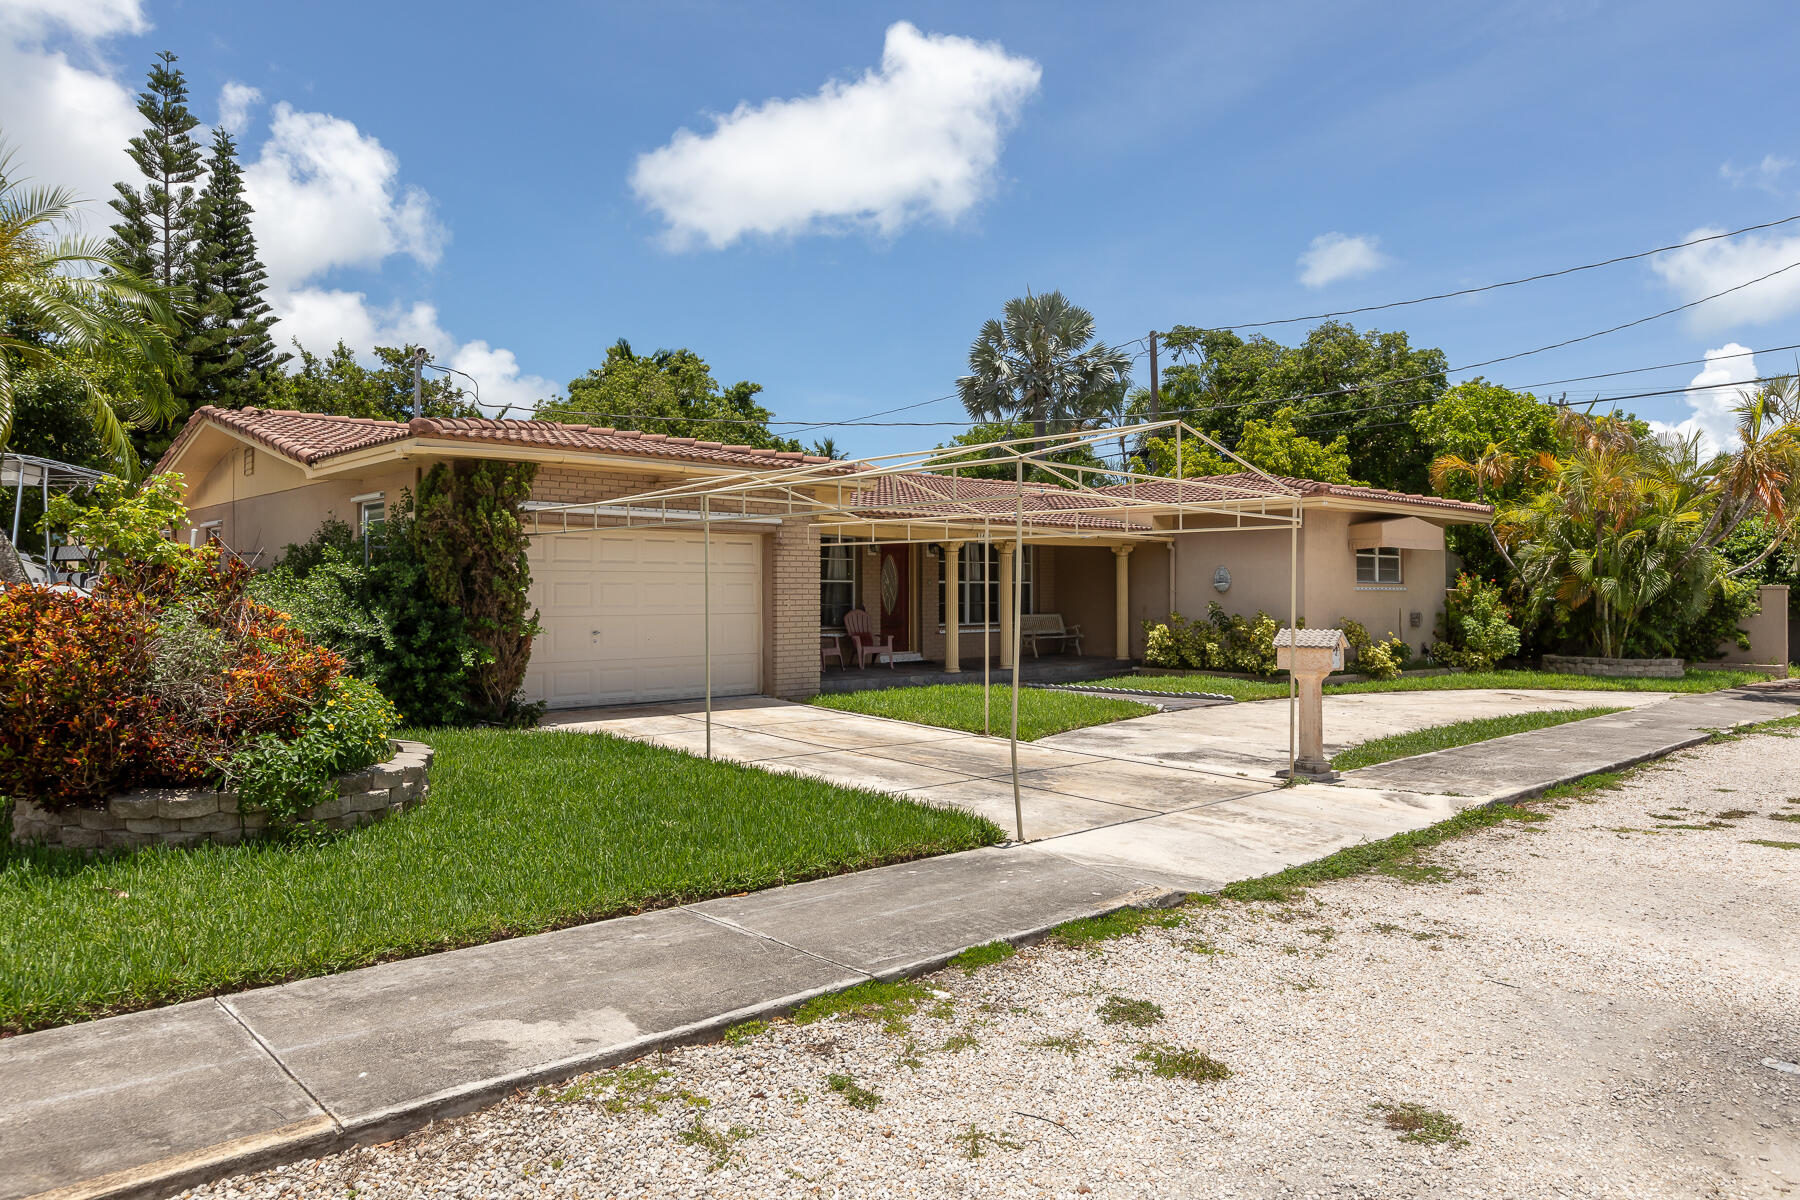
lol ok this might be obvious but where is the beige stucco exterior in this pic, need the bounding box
[160,412,1491,707]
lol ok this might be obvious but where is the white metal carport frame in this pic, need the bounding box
[525,420,1304,842]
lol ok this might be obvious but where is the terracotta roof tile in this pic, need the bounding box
[1095,472,1492,517]
[156,407,847,473]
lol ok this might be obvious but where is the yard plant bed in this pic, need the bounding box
[1077,668,1778,702]
[808,683,1156,740]
[1328,706,1627,772]
[0,730,1000,1034]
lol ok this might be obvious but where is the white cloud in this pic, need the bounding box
[0,0,145,40]
[217,81,261,136]
[274,288,557,416]
[3,3,549,418]
[631,21,1041,249]
[1649,343,1760,454]
[0,1,143,221]
[1296,232,1390,288]
[242,102,447,291]
[1650,228,1800,330]
[1720,153,1794,194]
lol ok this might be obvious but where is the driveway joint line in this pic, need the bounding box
[214,997,343,1132]
[679,907,875,984]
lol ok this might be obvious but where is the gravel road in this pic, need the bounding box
[183,731,1800,1199]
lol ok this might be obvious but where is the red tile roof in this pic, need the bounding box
[156,407,845,473]
[1095,472,1492,517]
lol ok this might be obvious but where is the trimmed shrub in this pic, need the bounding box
[223,676,399,824]
[1432,574,1521,671]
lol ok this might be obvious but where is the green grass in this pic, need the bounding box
[1049,905,1186,948]
[1373,1101,1468,1147]
[1330,706,1625,772]
[826,1073,881,1110]
[1079,667,1776,701]
[807,683,1155,740]
[1134,1044,1232,1083]
[1220,801,1547,904]
[792,980,935,1034]
[0,730,1001,1034]
[948,939,1016,974]
[1097,994,1164,1027]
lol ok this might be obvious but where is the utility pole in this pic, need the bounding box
[410,346,429,419]
[1148,331,1160,422]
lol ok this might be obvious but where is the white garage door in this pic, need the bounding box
[523,528,763,709]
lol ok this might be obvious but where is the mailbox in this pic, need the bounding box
[1272,628,1350,783]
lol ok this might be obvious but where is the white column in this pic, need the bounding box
[1113,545,1133,661]
[943,541,963,673]
[997,542,1015,670]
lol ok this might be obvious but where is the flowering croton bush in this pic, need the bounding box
[2,476,398,816]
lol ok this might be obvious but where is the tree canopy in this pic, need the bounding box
[264,343,478,422]
[1158,321,1447,492]
[535,339,798,450]
[1139,407,1359,484]
[958,291,1133,438]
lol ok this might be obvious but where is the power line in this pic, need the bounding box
[1179,212,1800,332]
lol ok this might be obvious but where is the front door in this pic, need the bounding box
[879,544,911,652]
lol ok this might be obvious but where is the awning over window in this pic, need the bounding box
[1347,516,1443,551]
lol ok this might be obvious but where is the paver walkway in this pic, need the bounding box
[6,685,1795,1200]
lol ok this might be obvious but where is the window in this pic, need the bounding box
[820,538,860,628]
[1356,547,1402,585]
[939,543,1033,626]
[358,499,386,536]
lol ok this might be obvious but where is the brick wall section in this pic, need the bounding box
[769,516,822,698]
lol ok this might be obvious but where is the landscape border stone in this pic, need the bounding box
[1542,654,1685,679]
[9,740,433,851]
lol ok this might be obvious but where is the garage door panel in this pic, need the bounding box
[525,529,765,708]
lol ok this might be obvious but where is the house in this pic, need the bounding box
[156,407,1493,709]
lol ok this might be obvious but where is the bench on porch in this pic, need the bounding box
[1020,613,1083,657]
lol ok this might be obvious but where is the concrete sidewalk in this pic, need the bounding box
[6,685,1795,1200]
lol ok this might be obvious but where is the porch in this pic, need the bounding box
[817,653,1125,694]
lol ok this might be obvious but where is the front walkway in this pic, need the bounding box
[7,686,1796,1200]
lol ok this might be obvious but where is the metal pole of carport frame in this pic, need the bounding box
[1288,496,1298,781]
[703,495,712,760]
[1010,458,1025,843]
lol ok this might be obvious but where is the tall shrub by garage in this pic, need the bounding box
[412,460,541,724]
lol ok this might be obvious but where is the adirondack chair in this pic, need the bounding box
[820,633,846,670]
[842,608,895,669]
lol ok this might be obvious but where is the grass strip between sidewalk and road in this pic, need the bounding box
[808,683,1155,740]
[1329,706,1627,772]
[1076,668,1778,702]
[0,729,1002,1035]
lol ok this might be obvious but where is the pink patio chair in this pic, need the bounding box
[842,608,895,669]
[821,633,845,671]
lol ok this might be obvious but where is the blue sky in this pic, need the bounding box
[5,0,1799,456]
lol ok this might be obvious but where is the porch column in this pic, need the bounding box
[1112,545,1133,661]
[997,542,1016,670]
[943,540,963,673]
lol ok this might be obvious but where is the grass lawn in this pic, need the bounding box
[0,729,1001,1034]
[1330,706,1626,772]
[808,683,1156,740]
[1078,667,1777,702]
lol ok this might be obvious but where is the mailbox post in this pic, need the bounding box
[1274,627,1349,782]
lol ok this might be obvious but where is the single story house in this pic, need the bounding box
[157,407,1493,709]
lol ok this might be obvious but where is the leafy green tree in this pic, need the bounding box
[4,360,116,470]
[933,420,1110,486]
[188,127,283,410]
[266,342,478,421]
[1140,407,1359,483]
[536,339,797,449]
[108,52,203,292]
[957,291,1133,438]
[1410,378,1560,484]
[1158,321,1447,491]
[1,143,180,471]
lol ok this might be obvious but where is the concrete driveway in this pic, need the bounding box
[539,688,1672,854]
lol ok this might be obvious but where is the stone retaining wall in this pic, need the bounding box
[10,740,432,850]
[1542,654,1685,679]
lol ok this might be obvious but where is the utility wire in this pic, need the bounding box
[1180,212,1800,332]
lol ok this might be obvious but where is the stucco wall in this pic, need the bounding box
[183,462,419,561]
[1166,511,1452,659]
[1717,583,1790,666]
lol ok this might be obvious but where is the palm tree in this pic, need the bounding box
[957,290,1133,441]
[1429,441,1524,570]
[0,142,180,472]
